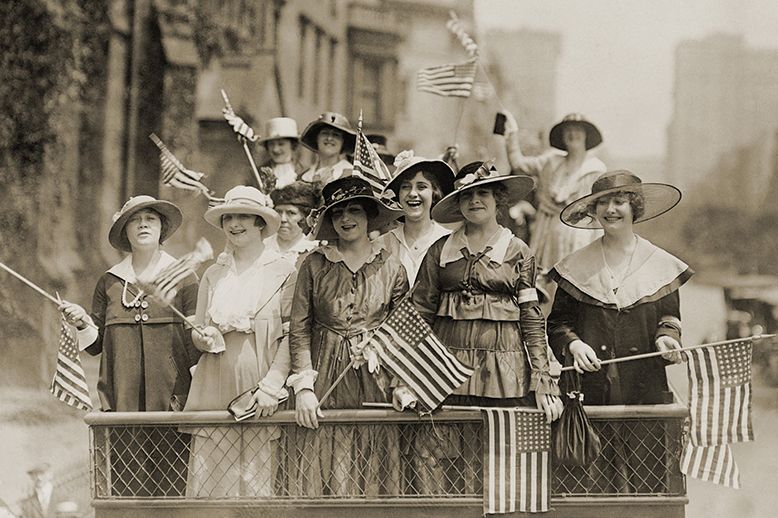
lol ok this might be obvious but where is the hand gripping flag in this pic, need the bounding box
[680,338,754,488]
[136,238,214,305]
[352,128,393,196]
[149,133,214,198]
[50,320,93,411]
[361,298,474,413]
[483,408,550,514]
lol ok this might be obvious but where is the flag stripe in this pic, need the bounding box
[50,321,93,412]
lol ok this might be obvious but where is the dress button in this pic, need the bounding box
[141,300,149,309]
[600,345,607,352]
[141,314,149,322]
[134,301,141,308]
[629,347,639,353]
[134,314,141,322]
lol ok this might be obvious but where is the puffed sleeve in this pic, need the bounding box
[83,276,108,356]
[547,286,582,363]
[411,242,442,324]
[287,254,317,392]
[655,290,682,344]
[516,253,558,396]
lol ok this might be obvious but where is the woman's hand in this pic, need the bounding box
[249,388,279,418]
[296,389,323,429]
[656,335,684,364]
[568,340,601,373]
[536,393,564,423]
[58,301,89,330]
[193,326,225,353]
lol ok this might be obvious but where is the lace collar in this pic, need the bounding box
[439,226,513,266]
[316,239,387,266]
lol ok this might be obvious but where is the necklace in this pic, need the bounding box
[600,236,638,295]
[121,280,145,308]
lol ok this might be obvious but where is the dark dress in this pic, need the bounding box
[547,236,693,493]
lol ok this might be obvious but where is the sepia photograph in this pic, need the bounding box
[1,1,777,516]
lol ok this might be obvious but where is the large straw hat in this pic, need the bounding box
[310,176,402,240]
[431,161,535,224]
[257,117,300,146]
[382,150,455,201]
[549,113,603,151]
[300,112,357,154]
[108,196,182,252]
[204,185,280,237]
[559,170,682,229]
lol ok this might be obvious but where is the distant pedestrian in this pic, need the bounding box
[299,112,356,185]
[255,117,306,190]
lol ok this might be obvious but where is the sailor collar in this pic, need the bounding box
[440,226,513,267]
[107,251,178,284]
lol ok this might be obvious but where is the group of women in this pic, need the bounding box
[58,110,692,497]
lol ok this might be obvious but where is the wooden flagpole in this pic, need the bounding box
[317,360,356,409]
[220,89,264,192]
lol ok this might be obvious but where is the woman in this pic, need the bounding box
[380,150,455,286]
[184,185,296,497]
[59,195,198,497]
[255,117,306,190]
[286,175,408,496]
[505,113,607,295]
[412,161,563,493]
[265,181,321,267]
[547,170,691,492]
[299,112,356,185]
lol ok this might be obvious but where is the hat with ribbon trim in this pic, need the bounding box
[300,112,357,154]
[549,113,603,151]
[109,196,182,252]
[204,185,280,237]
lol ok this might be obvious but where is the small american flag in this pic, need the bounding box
[368,298,473,413]
[686,339,753,446]
[352,129,392,196]
[484,408,550,514]
[149,134,213,196]
[50,320,93,411]
[417,59,477,98]
[136,238,213,305]
[680,442,740,489]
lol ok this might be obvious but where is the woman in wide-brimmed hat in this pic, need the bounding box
[184,185,296,497]
[380,150,455,286]
[59,195,198,412]
[254,117,306,191]
[266,181,321,266]
[504,112,607,292]
[286,175,410,496]
[546,170,691,492]
[299,112,357,185]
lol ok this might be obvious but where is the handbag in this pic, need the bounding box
[227,386,289,422]
[550,356,602,467]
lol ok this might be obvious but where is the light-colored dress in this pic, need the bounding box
[382,222,451,287]
[514,151,606,272]
[300,158,352,185]
[263,234,318,269]
[184,247,296,497]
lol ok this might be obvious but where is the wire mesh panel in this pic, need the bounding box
[88,408,686,503]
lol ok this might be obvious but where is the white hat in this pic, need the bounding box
[257,117,300,145]
[204,186,280,237]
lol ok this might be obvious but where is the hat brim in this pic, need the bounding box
[384,160,456,199]
[549,120,603,151]
[431,175,536,224]
[559,183,682,229]
[300,121,357,154]
[204,204,281,237]
[258,134,300,145]
[313,195,403,241]
[108,200,182,253]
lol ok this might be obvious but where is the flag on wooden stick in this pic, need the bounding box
[50,320,93,411]
[136,238,213,305]
[149,133,214,198]
[483,408,550,514]
[352,125,393,196]
[417,59,477,98]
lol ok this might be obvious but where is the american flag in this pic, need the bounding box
[367,298,473,413]
[352,129,392,196]
[149,134,213,196]
[483,408,550,514]
[50,320,93,411]
[686,339,753,446]
[136,238,213,305]
[220,88,258,142]
[680,442,740,489]
[417,59,477,98]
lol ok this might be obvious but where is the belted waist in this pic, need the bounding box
[315,321,379,340]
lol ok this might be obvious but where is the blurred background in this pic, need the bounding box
[1,1,777,516]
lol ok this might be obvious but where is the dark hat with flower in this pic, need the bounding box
[300,112,357,154]
[431,161,535,224]
[549,113,603,151]
[310,176,402,240]
[269,181,323,211]
[560,170,681,229]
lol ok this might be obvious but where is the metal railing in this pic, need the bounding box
[86,405,687,506]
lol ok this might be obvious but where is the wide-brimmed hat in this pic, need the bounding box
[431,161,535,224]
[366,134,395,164]
[270,181,322,211]
[108,196,182,252]
[300,112,357,154]
[549,113,603,151]
[311,176,403,240]
[204,185,280,237]
[559,170,682,229]
[383,150,455,201]
[257,117,300,146]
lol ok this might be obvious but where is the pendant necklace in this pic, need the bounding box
[601,236,638,295]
